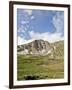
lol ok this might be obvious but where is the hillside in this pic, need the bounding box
[50,40,64,59]
[17,39,64,58]
[17,39,64,80]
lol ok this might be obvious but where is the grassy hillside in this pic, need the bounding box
[17,40,64,80]
[17,55,64,80]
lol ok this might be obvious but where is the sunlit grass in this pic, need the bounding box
[17,55,64,80]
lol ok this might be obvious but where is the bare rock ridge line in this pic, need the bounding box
[17,39,64,58]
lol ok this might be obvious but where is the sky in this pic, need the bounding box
[17,8,64,45]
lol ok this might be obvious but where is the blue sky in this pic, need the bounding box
[17,9,64,45]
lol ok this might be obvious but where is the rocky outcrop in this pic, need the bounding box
[17,39,64,57]
[17,39,53,55]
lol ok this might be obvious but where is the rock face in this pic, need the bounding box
[17,39,64,57]
[51,40,64,58]
[17,39,53,55]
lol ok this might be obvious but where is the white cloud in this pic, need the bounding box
[29,30,64,43]
[21,21,29,24]
[52,12,64,33]
[18,24,28,33]
[17,36,26,45]
[31,16,34,19]
[24,10,32,15]
[18,27,24,33]
[18,28,25,33]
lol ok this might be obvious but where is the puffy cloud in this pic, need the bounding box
[24,10,32,15]
[17,36,26,45]
[52,12,64,33]
[21,21,29,24]
[18,26,27,33]
[29,30,64,43]
[31,16,34,19]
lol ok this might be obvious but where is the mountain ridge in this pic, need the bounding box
[17,39,64,58]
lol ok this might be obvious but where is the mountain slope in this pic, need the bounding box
[17,40,64,80]
[17,39,53,55]
[51,41,64,58]
[17,39,64,58]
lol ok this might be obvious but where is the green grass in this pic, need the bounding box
[17,55,64,80]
